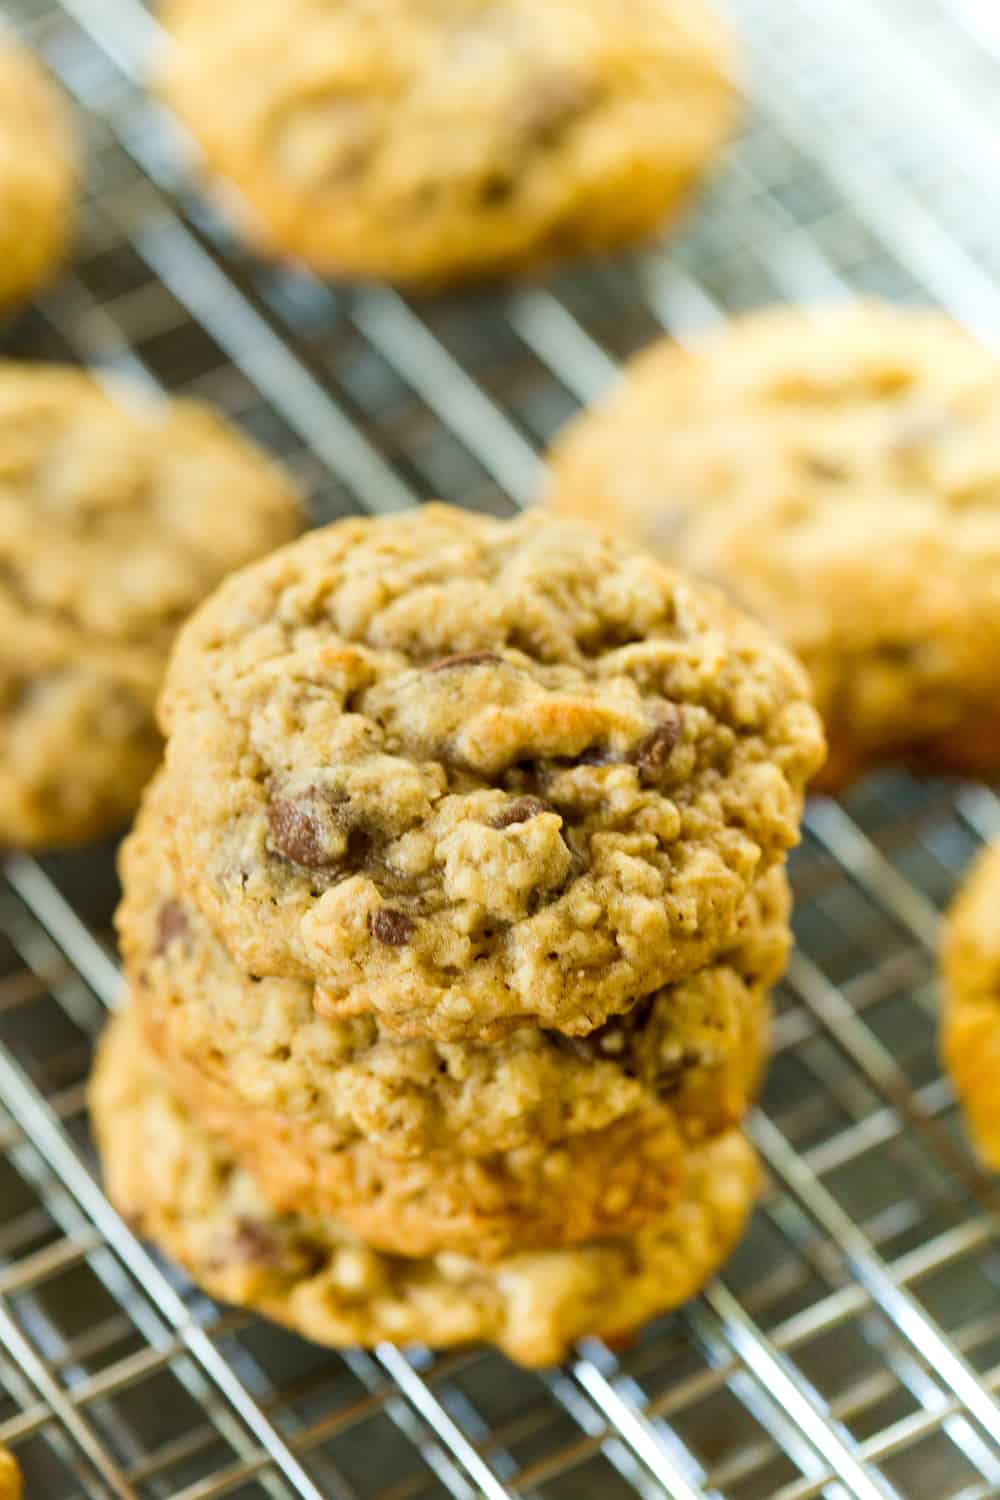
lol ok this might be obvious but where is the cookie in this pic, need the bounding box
[0,37,77,312]
[91,1006,759,1367]
[0,1448,20,1500]
[157,504,823,1040]
[0,364,301,847]
[141,1042,698,1258]
[941,841,1000,1171]
[118,787,776,1257]
[119,773,786,1161]
[547,301,1000,789]
[157,0,738,286]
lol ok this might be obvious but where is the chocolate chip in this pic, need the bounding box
[370,908,415,946]
[634,708,683,784]
[491,796,552,829]
[427,651,503,673]
[268,790,337,870]
[154,901,188,956]
[232,1216,284,1266]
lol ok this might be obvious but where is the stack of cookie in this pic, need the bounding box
[92,505,825,1366]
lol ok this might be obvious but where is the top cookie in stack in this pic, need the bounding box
[153,504,824,1041]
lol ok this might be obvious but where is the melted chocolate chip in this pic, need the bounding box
[634,708,683,784]
[370,908,415,946]
[267,790,337,870]
[427,651,503,673]
[154,901,188,956]
[491,796,552,830]
[572,708,682,781]
[232,1216,284,1266]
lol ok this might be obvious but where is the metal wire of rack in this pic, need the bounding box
[1,0,999,1495]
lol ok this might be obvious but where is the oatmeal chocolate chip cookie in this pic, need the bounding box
[157,504,823,1040]
[121,774,785,1159]
[547,301,1000,790]
[157,0,738,286]
[0,1448,19,1500]
[942,841,1000,1171]
[0,364,301,848]
[140,1036,694,1258]
[91,1006,759,1367]
[0,37,77,312]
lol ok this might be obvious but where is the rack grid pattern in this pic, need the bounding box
[2,1,1000,1496]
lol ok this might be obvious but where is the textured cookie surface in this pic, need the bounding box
[548,302,1000,789]
[0,38,76,311]
[91,1007,759,1367]
[0,364,301,847]
[158,0,737,285]
[121,773,785,1160]
[942,841,1000,1171]
[158,504,822,1039]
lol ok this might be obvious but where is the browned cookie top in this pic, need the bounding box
[158,0,738,284]
[158,504,822,1038]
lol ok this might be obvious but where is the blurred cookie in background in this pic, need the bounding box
[0,1447,20,1500]
[547,301,1000,790]
[941,840,1000,1171]
[0,363,302,848]
[0,35,77,312]
[156,0,739,287]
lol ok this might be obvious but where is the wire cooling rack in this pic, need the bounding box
[2,0,1000,1495]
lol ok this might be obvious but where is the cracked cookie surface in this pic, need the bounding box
[91,1006,759,1367]
[158,0,738,285]
[120,773,785,1161]
[158,504,823,1039]
[0,38,77,312]
[547,302,1000,790]
[0,364,301,847]
[942,841,1000,1171]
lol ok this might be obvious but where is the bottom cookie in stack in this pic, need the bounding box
[91,1006,759,1368]
[941,840,1000,1170]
